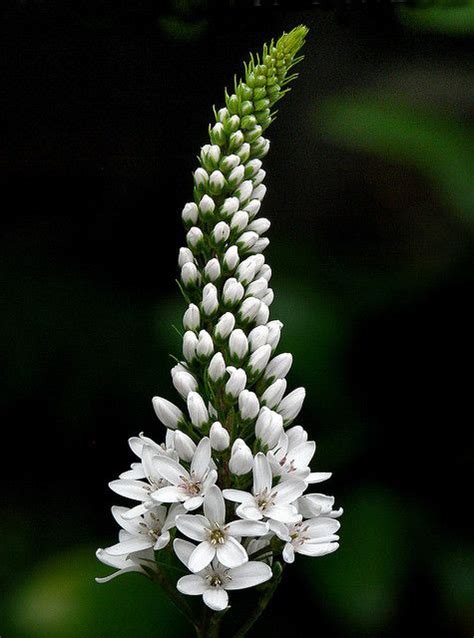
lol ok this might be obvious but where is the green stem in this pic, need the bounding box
[150,567,198,632]
[231,562,284,638]
[196,607,223,638]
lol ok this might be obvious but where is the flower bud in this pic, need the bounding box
[201,283,219,317]
[228,130,244,152]
[209,421,230,451]
[196,330,214,359]
[223,245,240,271]
[247,344,272,377]
[237,231,259,252]
[266,320,283,350]
[247,217,270,235]
[260,378,287,409]
[238,297,261,324]
[204,258,221,282]
[248,325,269,352]
[277,387,306,424]
[183,303,200,331]
[223,278,244,307]
[228,165,245,188]
[245,124,262,143]
[235,180,253,205]
[230,210,249,233]
[210,122,226,146]
[208,352,226,383]
[255,407,283,448]
[186,226,204,250]
[236,142,251,163]
[253,169,266,187]
[258,264,272,282]
[172,370,198,399]
[236,257,257,285]
[193,167,208,189]
[225,367,247,399]
[261,289,274,306]
[217,107,229,122]
[187,391,209,428]
[244,199,261,219]
[245,158,262,178]
[229,438,253,475]
[214,312,236,341]
[238,389,260,421]
[220,154,240,173]
[220,196,240,219]
[183,331,198,362]
[225,114,240,134]
[152,396,184,430]
[250,238,270,254]
[181,262,200,287]
[209,170,226,195]
[174,430,196,462]
[199,194,215,220]
[212,221,230,245]
[181,202,198,227]
[255,301,270,326]
[229,329,249,362]
[252,184,267,201]
[178,247,194,267]
[252,136,270,158]
[246,277,268,299]
[263,353,293,382]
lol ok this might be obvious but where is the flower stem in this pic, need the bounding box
[196,607,223,637]
[231,562,284,638]
[150,567,198,632]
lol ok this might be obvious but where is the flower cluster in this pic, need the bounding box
[96,25,341,614]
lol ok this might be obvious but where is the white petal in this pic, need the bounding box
[297,542,339,557]
[109,479,150,502]
[216,537,248,568]
[153,457,188,486]
[154,531,171,551]
[111,506,142,535]
[253,453,272,495]
[224,561,272,590]
[222,489,253,504]
[105,537,153,555]
[190,437,211,479]
[95,566,142,583]
[151,485,185,503]
[173,538,196,567]
[307,472,332,484]
[175,514,208,542]
[183,496,204,511]
[265,504,301,523]
[203,587,229,611]
[121,503,149,519]
[273,479,306,505]
[282,543,295,563]
[305,517,341,537]
[291,441,316,469]
[236,503,263,520]
[203,485,225,525]
[226,520,268,537]
[177,574,207,595]
[188,541,216,573]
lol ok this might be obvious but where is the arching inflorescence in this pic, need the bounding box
[96,25,341,616]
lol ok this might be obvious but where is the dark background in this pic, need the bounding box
[1,2,473,637]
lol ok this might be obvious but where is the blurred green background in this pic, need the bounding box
[1,2,472,637]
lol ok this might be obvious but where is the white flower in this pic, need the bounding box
[152,397,184,430]
[246,277,268,299]
[255,407,284,449]
[248,344,272,377]
[196,330,214,359]
[235,179,253,204]
[255,301,269,325]
[209,421,230,451]
[175,539,272,611]
[224,453,305,524]
[103,504,183,555]
[297,493,343,519]
[228,438,253,475]
[95,545,154,583]
[201,283,219,316]
[173,431,197,462]
[209,170,225,194]
[268,426,328,484]
[187,391,209,428]
[193,167,208,188]
[275,517,340,563]
[231,210,249,233]
[183,331,198,362]
[178,246,195,267]
[220,197,240,218]
[223,245,240,271]
[248,325,269,352]
[175,486,268,572]
[199,194,215,218]
[151,437,217,511]
[247,217,270,235]
[204,258,221,282]
[244,198,261,218]
[181,262,200,287]
[223,278,244,306]
[266,320,283,350]
[212,221,230,244]
[277,387,306,424]
[186,226,204,250]
[238,297,261,323]
[228,165,245,188]
[181,202,199,226]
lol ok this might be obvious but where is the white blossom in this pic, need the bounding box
[187,391,209,428]
[225,367,247,398]
[214,312,235,340]
[238,390,260,421]
[209,421,230,451]
[277,387,306,424]
[229,329,249,362]
[182,304,200,331]
[152,397,184,430]
[228,438,253,475]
